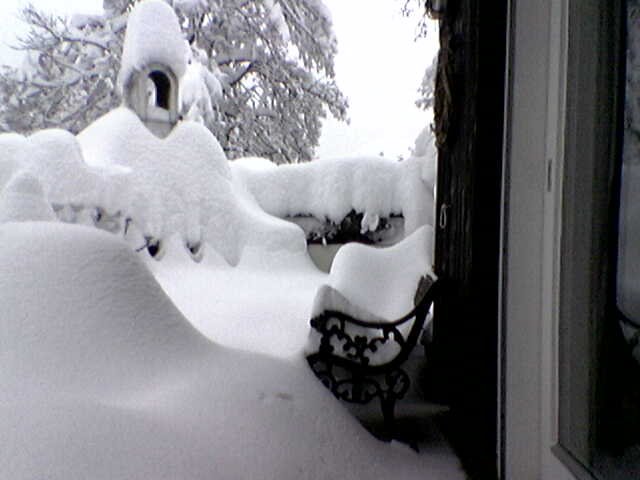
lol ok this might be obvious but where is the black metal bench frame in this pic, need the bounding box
[306,275,438,439]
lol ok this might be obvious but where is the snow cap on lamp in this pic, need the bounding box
[118,0,189,137]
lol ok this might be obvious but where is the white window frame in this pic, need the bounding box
[501,0,588,478]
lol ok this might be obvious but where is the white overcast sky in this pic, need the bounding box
[0,0,438,160]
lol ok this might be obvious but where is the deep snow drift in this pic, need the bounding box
[145,233,325,358]
[0,222,463,480]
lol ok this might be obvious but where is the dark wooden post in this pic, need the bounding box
[426,1,508,478]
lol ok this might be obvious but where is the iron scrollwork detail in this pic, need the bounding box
[306,275,438,437]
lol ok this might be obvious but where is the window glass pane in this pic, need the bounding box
[619,0,640,352]
[593,1,640,477]
[557,2,640,478]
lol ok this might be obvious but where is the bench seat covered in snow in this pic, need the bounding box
[305,226,438,437]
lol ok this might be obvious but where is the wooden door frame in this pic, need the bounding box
[428,1,508,478]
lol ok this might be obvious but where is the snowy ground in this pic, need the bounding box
[0,221,464,479]
[146,235,326,359]
[0,124,460,478]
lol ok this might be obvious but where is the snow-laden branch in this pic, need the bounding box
[0,0,347,163]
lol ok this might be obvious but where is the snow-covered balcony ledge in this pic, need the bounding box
[231,151,436,270]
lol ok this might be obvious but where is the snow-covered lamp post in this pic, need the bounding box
[117,0,189,138]
[123,63,180,138]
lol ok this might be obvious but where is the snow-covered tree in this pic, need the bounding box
[416,54,437,111]
[399,0,437,111]
[0,0,347,163]
[0,7,121,136]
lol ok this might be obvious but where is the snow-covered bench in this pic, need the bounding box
[305,226,438,437]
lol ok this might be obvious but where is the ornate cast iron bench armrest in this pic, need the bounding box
[306,274,439,438]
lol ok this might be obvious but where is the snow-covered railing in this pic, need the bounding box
[231,153,435,246]
[0,110,309,266]
[1,107,437,267]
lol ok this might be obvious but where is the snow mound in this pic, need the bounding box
[325,225,434,321]
[0,222,461,480]
[0,172,57,223]
[231,183,309,267]
[117,0,189,92]
[0,133,29,190]
[78,107,307,264]
[146,233,324,358]
[232,153,435,238]
[22,129,103,205]
[0,222,212,393]
[0,129,108,208]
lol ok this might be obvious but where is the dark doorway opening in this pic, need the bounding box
[148,71,171,110]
